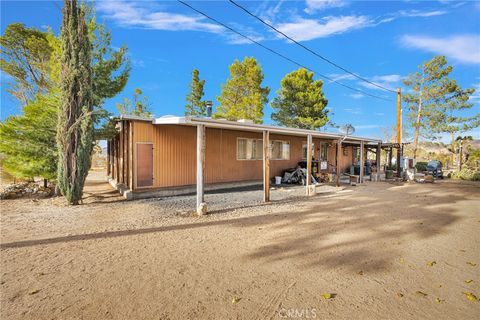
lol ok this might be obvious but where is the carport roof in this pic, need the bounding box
[117,115,382,145]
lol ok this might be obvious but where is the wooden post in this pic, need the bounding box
[306,134,314,195]
[263,130,270,202]
[128,121,134,189]
[196,125,207,215]
[336,140,341,187]
[458,140,463,171]
[376,142,381,181]
[107,140,111,176]
[388,147,393,169]
[359,141,364,183]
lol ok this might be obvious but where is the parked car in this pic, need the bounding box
[426,160,444,179]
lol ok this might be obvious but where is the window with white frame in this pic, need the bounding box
[237,138,290,160]
[320,142,328,161]
[270,140,290,160]
[237,138,262,160]
[302,143,315,159]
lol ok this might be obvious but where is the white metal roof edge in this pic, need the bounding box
[114,114,154,122]
[151,116,381,144]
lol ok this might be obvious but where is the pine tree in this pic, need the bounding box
[185,69,207,116]
[271,68,329,130]
[402,56,469,160]
[56,0,93,205]
[214,57,269,124]
[0,92,58,182]
[0,4,130,180]
[116,88,151,117]
[434,83,478,164]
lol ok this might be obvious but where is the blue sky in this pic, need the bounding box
[1,0,479,140]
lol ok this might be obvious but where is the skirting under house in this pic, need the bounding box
[106,115,382,213]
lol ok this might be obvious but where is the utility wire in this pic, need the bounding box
[229,0,397,94]
[178,0,391,101]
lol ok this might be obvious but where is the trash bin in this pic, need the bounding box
[275,176,282,185]
[386,170,393,179]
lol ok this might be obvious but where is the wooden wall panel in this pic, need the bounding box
[129,121,357,189]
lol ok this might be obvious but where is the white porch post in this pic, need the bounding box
[263,130,270,202]
[306,134,315,196]
[360,140,364,184]
[196,124,207,215]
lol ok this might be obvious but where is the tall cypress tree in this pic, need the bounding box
[57,0,93,205]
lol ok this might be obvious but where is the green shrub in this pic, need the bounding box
[452,168,480,181]
[415,161,428,172]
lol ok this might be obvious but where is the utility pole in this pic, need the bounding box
[396,88,402,177]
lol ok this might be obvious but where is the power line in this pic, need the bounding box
[229,0,397,94]
[177,0,391,101]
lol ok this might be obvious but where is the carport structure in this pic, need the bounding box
[107,116,382,214]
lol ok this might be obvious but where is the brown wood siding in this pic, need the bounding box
[125,121,361,190]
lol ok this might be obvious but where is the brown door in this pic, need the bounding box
[136,143,153,188]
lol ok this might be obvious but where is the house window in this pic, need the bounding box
[237,138,290,160]
[237,138,262,160]
[270,140,290,160]
[302,143,315,159]
[320,142,328,161]
[353,146,361,165]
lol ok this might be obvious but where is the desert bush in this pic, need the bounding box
[415,162,428,172]
[452,168,480,181]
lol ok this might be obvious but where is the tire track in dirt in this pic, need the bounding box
[254,281,296,320]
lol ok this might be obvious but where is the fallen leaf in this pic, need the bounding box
[466,262,477,267]
[397,293,404,298]
[29,289,40,295]
[427,261,437,267]
[322,293,336,299]
[357,271,364,276]
[436,298,445,303]
[462,292,478,301]
[416,291,428,297]
[459,249,466,253]
[465,280,473,284]
[231,296,241,304]
[399,258,405,264]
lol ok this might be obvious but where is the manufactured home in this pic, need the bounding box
[107,115,382,212]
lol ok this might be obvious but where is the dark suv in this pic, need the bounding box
[426,160,444,179]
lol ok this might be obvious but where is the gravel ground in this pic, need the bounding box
[1,170,479,319]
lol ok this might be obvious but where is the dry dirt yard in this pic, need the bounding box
[1,171,479,320]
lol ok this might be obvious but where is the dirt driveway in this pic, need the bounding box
[1,172,479,319]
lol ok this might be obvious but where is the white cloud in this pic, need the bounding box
[469,83,480,104]
[304,0,347,14]
[400,34,480,64]
[350,93,365,99]
[397,10,447,18]
[344,107,362,115]
[97,1,223,33]
[357,74,402,91]
[353,124,381,129]
[276,15,372,41]
[329,73,356,82]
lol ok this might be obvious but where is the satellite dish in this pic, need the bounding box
[339,124,355,136]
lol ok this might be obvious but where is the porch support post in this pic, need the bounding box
[107,140,111,176]
[306,134,315,196]
[376,142,381,181]
[263,130,270,202]
[360,141,364,183]
[196,124,207,215]
[336,140,341,187]
[388,147,393,169]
